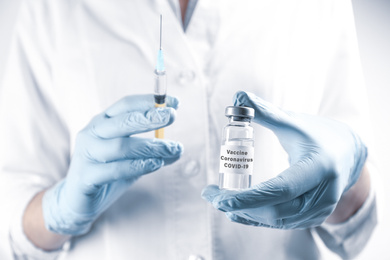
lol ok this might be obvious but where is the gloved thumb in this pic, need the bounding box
[233,91,294,131]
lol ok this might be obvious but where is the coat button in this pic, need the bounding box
[178,69,196,85]
[188,255,205,260]
[181,160,200,178]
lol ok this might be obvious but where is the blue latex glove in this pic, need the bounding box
[43,94,183,235]
[202,91,367,229]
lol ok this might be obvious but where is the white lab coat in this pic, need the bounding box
[0,0,377,259]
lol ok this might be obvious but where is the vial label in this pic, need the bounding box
[219,145,254,175]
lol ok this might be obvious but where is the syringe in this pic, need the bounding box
[154,14,167,139]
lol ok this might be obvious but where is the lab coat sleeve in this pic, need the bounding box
[314,0,377,258]
[0,0,70,259]
[315,181,377,260]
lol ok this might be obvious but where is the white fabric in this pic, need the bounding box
[0,0,377,259]
[315,183,377,260]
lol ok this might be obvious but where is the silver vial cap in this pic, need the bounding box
[225,106,255,118]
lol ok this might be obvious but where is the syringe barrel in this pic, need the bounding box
[154,70,167,104]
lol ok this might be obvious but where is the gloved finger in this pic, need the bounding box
[260,173,339,220]
[227,210,320,230]
[251,195,306,220]
[85,158,164,186]
[162,155,183,166]
[233,91,294,130]
[205,157,325,211]
[219,196,306,226]
[201,185,224,202]
[105,94,179,117]
[280,206,334,229]
[270,183,339,229]
[90,107,176,138]
[225,212,260,226]
[224,181,339,229]
[86,137,183,163]
[208,190,301,229]
[201,185,243,210]
[226,212,285,229]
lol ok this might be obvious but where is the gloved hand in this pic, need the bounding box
[43,94,183,235]
[202,91,367,229]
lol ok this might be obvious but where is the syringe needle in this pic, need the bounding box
[159,14,162,50]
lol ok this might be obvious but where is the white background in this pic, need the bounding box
[351,1,390,259]
[0,0,389,259]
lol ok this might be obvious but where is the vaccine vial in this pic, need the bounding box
[219,106,255,190]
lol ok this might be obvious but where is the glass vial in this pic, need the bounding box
[219,106,255,190]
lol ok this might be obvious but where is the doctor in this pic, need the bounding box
[0,0,377,259]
